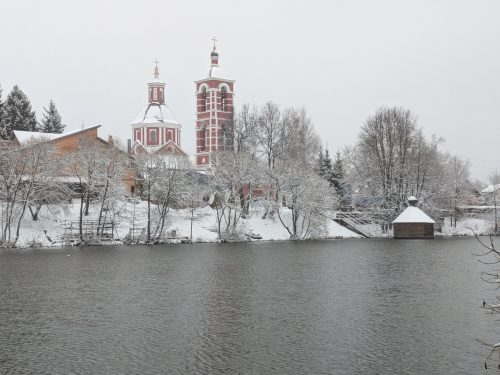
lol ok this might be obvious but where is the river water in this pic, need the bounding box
[0,238,497,374]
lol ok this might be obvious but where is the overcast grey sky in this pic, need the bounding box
[1,0,499,181]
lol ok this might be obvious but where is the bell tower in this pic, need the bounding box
[148,61,165,105]
[195,38,235,170]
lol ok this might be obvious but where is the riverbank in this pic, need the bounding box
[10,200,496,248]
[11,200,361,248]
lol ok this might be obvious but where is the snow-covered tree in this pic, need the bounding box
[68,140,101,240]
[488,172,500,234]
[0,138,68,246]
[255,101,289,170]
[442,155,471,228]
[95,145,130,237]
[234,103,258,155]
[284,108,321,168]
[331,151,351,208]
[210,151,266,241]
[3,85,38,139]
[135,152,193,243]
[274,159,336,240]
[344,106,468,221]
[0,85,8,140]
[323,147,333,180]
[40,100,66,133]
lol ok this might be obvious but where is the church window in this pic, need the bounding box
[153,88,158,101]
[201,87,207,111]
[200,124,206,151]
[150,129,156,143]
[221,86,227,111]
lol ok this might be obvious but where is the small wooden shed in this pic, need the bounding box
[392,196,435,239]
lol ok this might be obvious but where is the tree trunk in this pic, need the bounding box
[147,183,151,244]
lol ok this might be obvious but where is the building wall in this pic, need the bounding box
[52,128,98,155]
[393,223,435,239]
[52,129,137,194]
[195,79,234,169]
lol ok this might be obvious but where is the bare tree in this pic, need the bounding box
[274,159,336,240]
[446,155,471,228]
[0,138,68,246]
[254,102,290,170]
[345,106,471,224]
[472,235,500,369]
[135,152,193,243]
[489,172,499,234]
[234,103,258,155]
[209,151,265,241]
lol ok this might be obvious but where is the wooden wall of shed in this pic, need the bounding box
[393,223,434,239]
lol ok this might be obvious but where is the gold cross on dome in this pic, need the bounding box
[211,36,217,52]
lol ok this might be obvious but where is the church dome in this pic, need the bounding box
[132,103,181,128]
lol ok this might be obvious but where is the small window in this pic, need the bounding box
[153,88,158,101]
[150,129,156,143]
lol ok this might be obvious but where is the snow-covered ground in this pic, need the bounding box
[13,200,360,248]
[440,217,494,236]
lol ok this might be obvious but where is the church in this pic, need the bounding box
[129,40,235,172]
[130,63,187,157]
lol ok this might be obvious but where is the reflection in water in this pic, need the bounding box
[0,238,494,374]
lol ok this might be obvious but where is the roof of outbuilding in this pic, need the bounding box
[13,126,102,145]
[392,206,435,224]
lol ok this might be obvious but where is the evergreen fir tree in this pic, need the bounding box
[0,85,7,140]
[332,151,352,208]
[3,85,38,139]
[317,148,325,176]
[40,100,65,133]
[322,147,333,180]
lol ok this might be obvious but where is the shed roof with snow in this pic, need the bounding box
[392,197,435,239]
[392,196,435,224]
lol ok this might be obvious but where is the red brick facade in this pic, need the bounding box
[195,51,235,170]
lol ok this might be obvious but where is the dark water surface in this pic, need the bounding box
[0,238,496,374]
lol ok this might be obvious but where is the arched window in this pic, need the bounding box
[220,86,227,111]
[201,87,207,112]
[153,88,158,101]
[149,129,156,144]
[200,124,207,151]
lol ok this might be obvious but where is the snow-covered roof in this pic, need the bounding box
[208,65,230,80]
[392,206,435,224]
[148,77,165,85]
[481,184,500,194]
[131,139,187,156]
[14,130,60,144]
[13,126,101,145]
[132,103,180,127]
